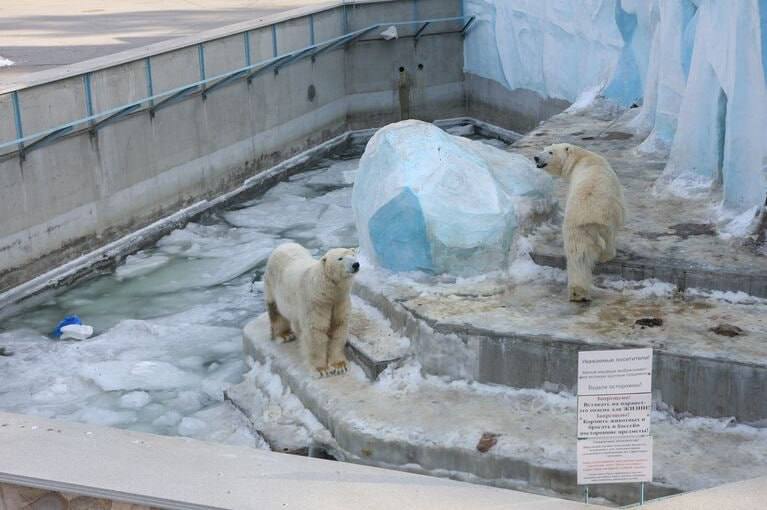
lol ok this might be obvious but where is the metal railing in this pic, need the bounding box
[1,15,475,158]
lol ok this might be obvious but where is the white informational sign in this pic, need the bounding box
[577,436,653,485]
[576,348,653,487]
[578,348,653,396]
[577,393,652,439]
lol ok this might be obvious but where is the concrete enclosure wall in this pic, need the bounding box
[0,0,465,293]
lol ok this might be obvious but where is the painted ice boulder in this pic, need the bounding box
[352,120,554,276]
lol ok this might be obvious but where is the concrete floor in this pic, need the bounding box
[0,0,329,87]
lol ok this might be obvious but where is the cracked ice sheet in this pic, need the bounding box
[0,319,264,448]
[0,160,357,446]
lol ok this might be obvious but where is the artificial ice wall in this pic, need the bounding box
[464,0,767,218]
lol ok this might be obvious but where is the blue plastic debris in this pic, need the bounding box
[52,315,82,338]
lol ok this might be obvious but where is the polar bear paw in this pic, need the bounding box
[330,361,348,375]
[569,286,591,303]
[316,366,333,378]
[276,332,296,343]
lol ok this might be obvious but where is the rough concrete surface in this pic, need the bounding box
[639,476,767,510]
[354,262,767,423]
[0,411,596,510]
[240,313,767,506]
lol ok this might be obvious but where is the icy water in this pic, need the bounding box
[0,154,362,448]
[0,132,510,448]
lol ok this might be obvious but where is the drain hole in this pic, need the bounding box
[417,63,424,70]
[307,84,316,102]
[399,66,405,73]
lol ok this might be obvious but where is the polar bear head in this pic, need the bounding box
[321,248,360,281]
[533,143,573,176]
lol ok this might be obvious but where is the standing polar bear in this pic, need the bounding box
[534,143,625,302]
[264,243,360,376]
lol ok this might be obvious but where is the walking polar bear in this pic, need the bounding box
[534,143,625,302]
[264,243,360,377]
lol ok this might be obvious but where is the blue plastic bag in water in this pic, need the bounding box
[52,315,82,338]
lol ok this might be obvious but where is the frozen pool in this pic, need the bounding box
[0,133,510,448]
[0,153,365,447]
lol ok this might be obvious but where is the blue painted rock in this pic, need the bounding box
[352,120,554,276]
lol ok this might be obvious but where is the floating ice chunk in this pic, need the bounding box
[77,408,138,427]
[315,204,357,249]
[80,360,201,391]
[167,390,205,413]
[0,56,13,68]
[310,187,352,207]
[178,416,208,436]
[352,120,554,275]
[201,360,246,401]
[223,196,326,232]
[152,410,182,428]
[115,253,170,280]
[183,403,267,448]
[306,160,358,188]
[119,391,151,409]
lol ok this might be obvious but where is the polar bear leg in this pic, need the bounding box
[302,313,332,377]
[267,302,294,343]
[327,313,350,375]
[598,224,617,263]
[564,224,602,302]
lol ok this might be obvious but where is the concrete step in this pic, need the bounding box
[530,251,767,299]
[353,265,767,424]
[237,313,767,507]
[345,296,411,380]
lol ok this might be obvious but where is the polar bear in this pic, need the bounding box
[264,243,360,376]
[534,143,625,302]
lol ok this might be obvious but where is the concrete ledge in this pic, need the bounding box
[0,412,594,510]
[240,314,767,505]
[640,476,767,510]
[531,252,767,299]
[0,0,393,94]
[353,273,767,423]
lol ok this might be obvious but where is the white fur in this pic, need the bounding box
[534,143,625,301]
[264,243,359,376]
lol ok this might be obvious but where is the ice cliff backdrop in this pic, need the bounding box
[463,0,767,217]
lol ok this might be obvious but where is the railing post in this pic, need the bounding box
[271,24,278,57]
[271,24,280,75]
[11,91,24,158]
[83,72,95,135]
[145,57,155,117]
[309,14,315,46]
[198,43,207,99]
[244,31,252,67]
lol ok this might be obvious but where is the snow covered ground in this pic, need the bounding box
[0,154,364,447]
